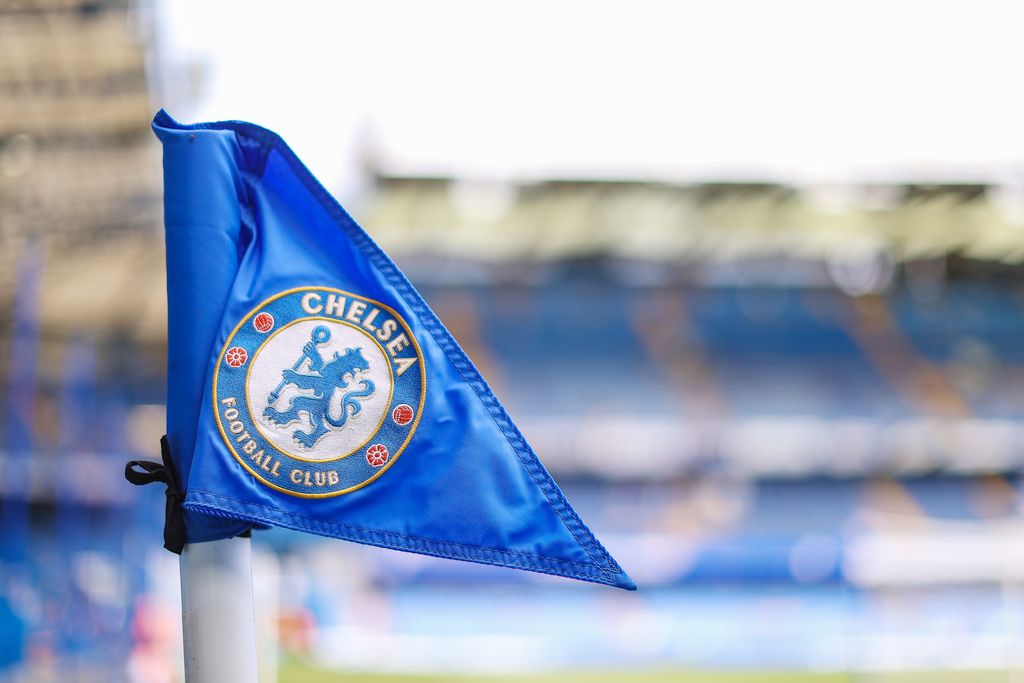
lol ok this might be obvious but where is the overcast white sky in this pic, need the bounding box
[155,0,1024,194]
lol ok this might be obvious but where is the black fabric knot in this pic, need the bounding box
[125,435,186,554]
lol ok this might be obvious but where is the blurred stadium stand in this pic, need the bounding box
[4,0,1024,680]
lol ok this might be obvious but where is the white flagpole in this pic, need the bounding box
[179,536,259,683]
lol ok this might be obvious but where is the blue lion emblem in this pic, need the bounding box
[262,325,375,448]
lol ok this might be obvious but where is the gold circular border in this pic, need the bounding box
[213,286,427,499]
[244,316,394,463]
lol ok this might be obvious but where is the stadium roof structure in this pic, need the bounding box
[8,175,1024,350]
[361,177,1024,264]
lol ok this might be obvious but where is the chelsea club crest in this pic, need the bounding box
[212,287,426,497]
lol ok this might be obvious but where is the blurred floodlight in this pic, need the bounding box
[73,552,127,610]
[827,248,895,296]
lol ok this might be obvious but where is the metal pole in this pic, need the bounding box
[179,536,259,683]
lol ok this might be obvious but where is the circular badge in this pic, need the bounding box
[253,312,275,333]
[213,287,426,497]
[392,404,414,426]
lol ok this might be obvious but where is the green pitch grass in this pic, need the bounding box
[280,662,1016,683]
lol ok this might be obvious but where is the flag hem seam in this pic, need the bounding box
[185,489,630,587]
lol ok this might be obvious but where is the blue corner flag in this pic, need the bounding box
[150,111,634,590]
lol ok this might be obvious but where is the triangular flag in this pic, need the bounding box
[151,111,634,590]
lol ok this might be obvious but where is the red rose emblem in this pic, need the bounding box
[365,443,390,468]
[225,346,248,368]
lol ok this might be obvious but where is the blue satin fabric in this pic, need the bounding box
[152,111,634,590]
